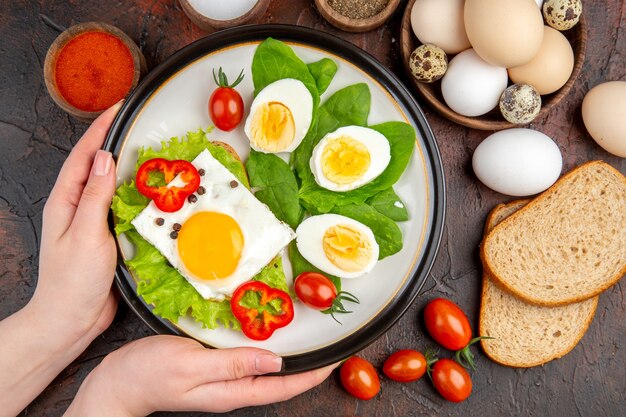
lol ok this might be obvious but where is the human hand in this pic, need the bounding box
[30,103,121,349]
[66,335,337,416]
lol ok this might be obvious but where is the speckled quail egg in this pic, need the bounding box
[409,44,448,83]
[499,84,542,124]
[543,0,582,31]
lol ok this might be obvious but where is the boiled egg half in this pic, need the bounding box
[244,78,313,153]
[131,149,296,301]
[310,126,391,192]
[296,214,379,279]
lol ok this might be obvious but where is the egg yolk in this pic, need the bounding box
[321,136,371,184]
[322,224,372,272]
[250,102,296,152]
[177,212,244,280]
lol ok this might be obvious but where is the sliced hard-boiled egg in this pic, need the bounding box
[310,125,391,192]
[296,214,379,279]
[244,78,313,153]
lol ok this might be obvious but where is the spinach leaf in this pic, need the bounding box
[307,58,338,95]
[330,203,403,259]
[251,38,319,109]
[366,187,409,222]
[288,242,342,291]
[299,121,416,214]
[246,150,304,229]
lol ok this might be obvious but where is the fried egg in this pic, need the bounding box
[244,78,313,153]
[310,125,391,192]
[131,149,296,300]
[295,214,379,279]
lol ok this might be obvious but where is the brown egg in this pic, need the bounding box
[464,0,544,68]
[508,26,574,95]
[582,81,626,158]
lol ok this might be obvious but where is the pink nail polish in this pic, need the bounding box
[93,150,112,176]
[255,353,283,373]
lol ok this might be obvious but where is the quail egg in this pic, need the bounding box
[543,0,582,31]
[409,44,448,83]
[499,84,542,124]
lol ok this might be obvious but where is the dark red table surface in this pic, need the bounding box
[1,1,625,416]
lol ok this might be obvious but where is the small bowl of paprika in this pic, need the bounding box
[44,22,147,122]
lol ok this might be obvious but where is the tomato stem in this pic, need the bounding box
[212,67,245,88]
[424,349,439,380]
[454,336,494,371]
[321,291,360,324]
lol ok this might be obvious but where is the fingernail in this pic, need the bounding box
[93,150,113,176]
[111,99,125,113]
[255,353,282,373]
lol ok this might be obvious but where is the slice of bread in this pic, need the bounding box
[480,200,599,367]
[481,161,626,306]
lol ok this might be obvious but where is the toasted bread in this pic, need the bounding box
[479,201,598,367]
[481,161,626,306]
[211,140,249,183]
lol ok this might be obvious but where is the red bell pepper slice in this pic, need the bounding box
[135,158,200,213]
[230,281,294,341]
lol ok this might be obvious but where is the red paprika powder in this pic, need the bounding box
[54,31,135,112]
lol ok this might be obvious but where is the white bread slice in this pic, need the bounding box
[481,161,626,306]
[480,200,598,367]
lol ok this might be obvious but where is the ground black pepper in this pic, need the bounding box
[328,0,389,19]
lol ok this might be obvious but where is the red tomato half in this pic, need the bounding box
[340,356,380,400]
[383,350,427,383]
[209,87,244,132]
[431,358,472,402]
[294,272,337,311]
[424,298,472,350]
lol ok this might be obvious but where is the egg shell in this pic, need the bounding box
[295,214,380,279]
[131,149,296,300]
[508,26,574,95]
[499,84,542,124]
[464,0,544,68]
[310,125,391,192]
[582,81,626,158]
[543,0,582,31]
[409,44,448,83]
[410,0,470,54]
[243,78,313,153]
[472,128,563,196]
[441,49,508,117]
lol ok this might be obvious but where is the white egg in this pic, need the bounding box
[441,49,508,117]
[310,125,391,192]
[131,149,296,300]
[472,128,563,196]
[244,78,313,153]
[296,214,379,279]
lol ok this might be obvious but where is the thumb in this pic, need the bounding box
[71,150,116,238]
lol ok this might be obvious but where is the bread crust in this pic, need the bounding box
[211,141,249,183]
[479,201,599,368]
[480,160,626,307]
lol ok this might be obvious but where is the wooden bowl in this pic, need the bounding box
[399,0,587,130]
[179,0,270,31]
[315,0,402,33]
[44,22,146,122]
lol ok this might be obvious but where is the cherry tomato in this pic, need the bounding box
[424,298,472,350]
[340,356,380,400]
[294,272,337,310]
[209,67,244,131]
[382,349,427,382]
[431,358,472,402]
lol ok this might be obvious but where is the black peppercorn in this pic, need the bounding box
[230,180,238,188]
[155,217,165,226]
[197,186,206,195]
[173,223,182,231]
[198,169,205,176]
[188,194,198,203]
[170,231,178,239]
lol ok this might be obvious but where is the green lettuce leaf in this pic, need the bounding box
[330,203,403,259]
[366,187,409,222]
[307,58,338,95]
[111,181,149,234]
[246,150,304,229]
